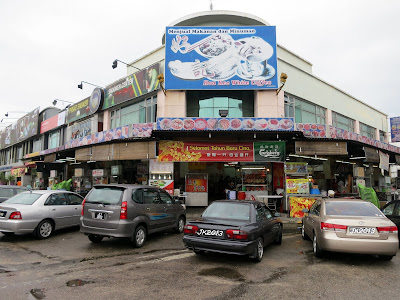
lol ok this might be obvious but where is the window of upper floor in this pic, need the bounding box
[186,90,254,118]
[360,122,375,139]
[284,93,326,124]
[111,95,157,129]
[332,112,355,132]
[379,130,385,142]
[48,131,60,149]
[32,138,42,153]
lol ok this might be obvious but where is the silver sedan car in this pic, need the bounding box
[0,190,83,239]
[302,198,399,260]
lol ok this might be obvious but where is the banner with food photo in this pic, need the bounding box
[165,26,277,90]
[158,141,254,162]
[286,178,309,194]
[296,123,326,138]
[103,62,161,110]
[157,117,294,131]
[289,197,317,218]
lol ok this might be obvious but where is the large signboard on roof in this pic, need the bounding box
[103,62,161,110]
[390,117,400,142]
[164,26,278,90]
[67,88,104,123]
[0,107,39,149]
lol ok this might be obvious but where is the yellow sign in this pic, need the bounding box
[286,178,309,194]
[289,197,318,218]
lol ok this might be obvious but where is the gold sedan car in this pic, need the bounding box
[301,198,399,260]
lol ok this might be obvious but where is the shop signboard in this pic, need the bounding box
[284,162,308,174]
[164,26,278,90]
[158,141,254,162]
[390,117,400,142]
[11,167,26,177]
[0,107,39,149]
[157,117,294,131]
[364,147,379,163]
[103,62,161,110]
[40,111,66,134]
[67,87,104,123]
[379,151,389,172]
[70,119,92,140]
[92,169,104,177]
[295,141,347,155]
[254,141,285,162]
[286,178,309,194]
[296,123,326,138]
[149,159,173,173]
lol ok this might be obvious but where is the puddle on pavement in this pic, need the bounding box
[198,267,244,281]
[29,288,45,299]
[66,279,92,287]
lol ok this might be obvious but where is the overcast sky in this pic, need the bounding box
[1,0,399,128]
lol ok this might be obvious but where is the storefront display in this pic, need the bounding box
[92,169,108,185]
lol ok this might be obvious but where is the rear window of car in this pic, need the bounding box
[202,202,250,221]
[4,193,41,205]
[0,188,14,198]
[86,187,124,205]
[325,201,384,217]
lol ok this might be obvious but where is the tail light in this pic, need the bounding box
[184,225,199,235]
[226,229,248,240]
[120,201,128,219]
[81,199,86,216]
[9,211,22,219]
[321,222,347,232]
[377,226,398,233]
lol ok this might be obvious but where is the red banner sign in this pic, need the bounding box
[158,141,254,162]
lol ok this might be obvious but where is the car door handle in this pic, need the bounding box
[74,208,78,210]
[52,209,56,211]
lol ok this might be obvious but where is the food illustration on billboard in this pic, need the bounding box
[157,117,294,131]
[296,123,326,138]
[286,179,309,194]
[165,26,277,90]
[289,197,317,218]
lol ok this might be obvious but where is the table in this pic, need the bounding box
[256,195,283,211]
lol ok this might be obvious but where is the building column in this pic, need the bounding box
[157,90,186,118]
[255,90,284,118]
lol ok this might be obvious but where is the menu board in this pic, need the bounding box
[284,162,308,174]
[286,178,309,194]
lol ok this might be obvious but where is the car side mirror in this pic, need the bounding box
[302,208,309,213]
[274,212,281,217]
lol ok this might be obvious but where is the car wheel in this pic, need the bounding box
[313,233,323,258]
[379,255,394,261]
[133,226,146,248]
[252,237,264,262]
[175,216,185,233]
[36,220,53,239]
[302,223,309,240]
[274,224,283,245]
[1,232,14,237]
[88,234,103,243]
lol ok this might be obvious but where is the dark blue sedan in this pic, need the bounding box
[183,200,283,262]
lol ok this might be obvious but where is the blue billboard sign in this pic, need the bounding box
[165,26,278,90]
[390,117,400,142]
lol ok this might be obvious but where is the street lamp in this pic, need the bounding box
[276,73,288,95]
[112,59,142,71]
[52,99,74,106]
[1,118,18,122]
[5,111,28,117]
[78,81,104,89]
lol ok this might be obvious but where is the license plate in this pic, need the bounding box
[0,211,6,218]
[349,227,376,234]
[197,228,224,237]
[94,212,106,220]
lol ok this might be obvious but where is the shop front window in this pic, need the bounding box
[332,112,354,132]
[360,122,375,139]
[284,94,325,124]
[111,95,157,128]
[187,90,254,118]
[32,138,42,152]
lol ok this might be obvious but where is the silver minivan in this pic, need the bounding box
[80,184,186,247]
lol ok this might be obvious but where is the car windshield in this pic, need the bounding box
[202,202,250,221]
[4,193,41,205]
[86,187,124,204]
[325,201,384,217]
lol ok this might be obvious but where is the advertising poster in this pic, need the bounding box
[254,141,285,162]
[157,117,294,131]
[284,162,308,174]
[286,178,309,194]
[158,141,254,162]
[149,179,174,195]
[186,174,208,193]
[390,117,400,142]
[40,111,66,134]
[165,26,277,90]
[103,62,161,110]
[289,197,317,218]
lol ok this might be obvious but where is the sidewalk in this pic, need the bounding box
[185,207,301,234]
